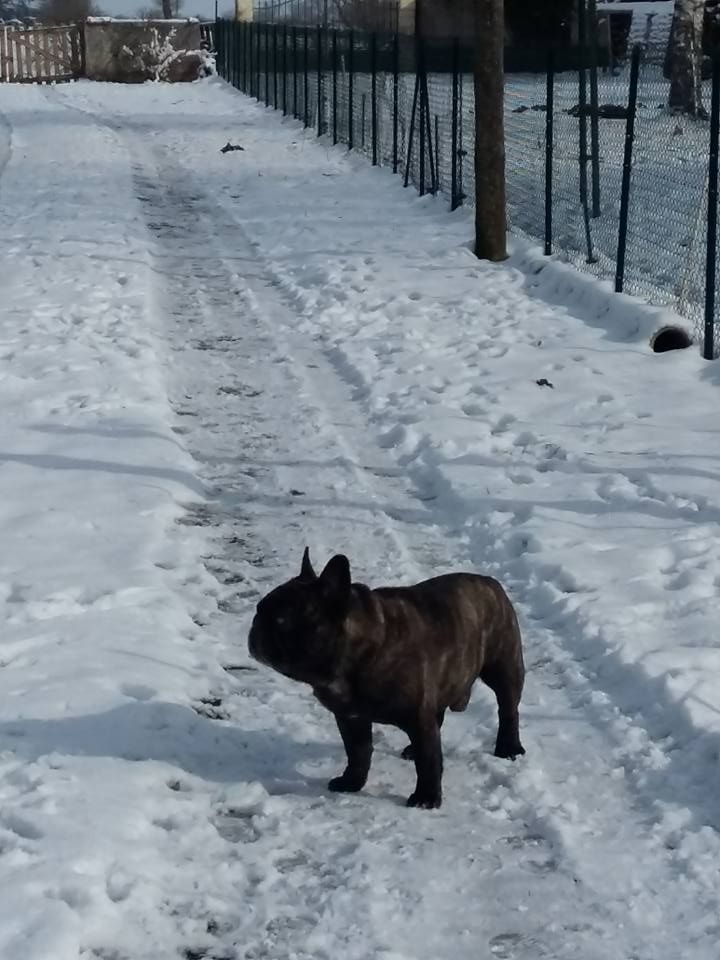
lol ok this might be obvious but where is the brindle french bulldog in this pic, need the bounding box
[248,549,526,809]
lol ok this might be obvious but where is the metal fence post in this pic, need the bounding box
[588,0,601,217]
[265,22,270,106]
[303,26,309,128]
[451,37,460,208]
[704,53,720,359]
[348,29,354,149]
[545,47,555,254]
[215,19,222,79]
[247,21,253,95]
[283,24,288,114]
[332,28,338,145]
[371,32,378,164]
[242,20,248,92]
[221,19,225,80]
[615,45,641,294]
[577,0,595,262]
[317,23,323,136]
[418,35,425,196]
[234,20,238,90]
[273,24,278,108]
[293,26,298,118]
[393,29,399,174]
[256,19,261,101]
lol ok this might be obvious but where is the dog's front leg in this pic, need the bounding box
[328,714,373,793]
[406,711,443,809]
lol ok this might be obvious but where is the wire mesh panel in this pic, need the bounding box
[624,53,710,332]
[216,11,720,355]
[503,69,548,242]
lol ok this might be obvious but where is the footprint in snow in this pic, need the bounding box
[120,682,156,702]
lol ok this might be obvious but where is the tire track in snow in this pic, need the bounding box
[116,140,637,960]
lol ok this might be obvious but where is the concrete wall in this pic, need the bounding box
[84,20,206,83]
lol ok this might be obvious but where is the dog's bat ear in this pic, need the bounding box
[300,546,317,580]
[319,554,351,615]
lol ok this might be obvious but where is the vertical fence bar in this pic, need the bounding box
[418,36,426,196]
[215,19,221,79]
[225,21,229,83]
[577,0,595,262]
[241,20,246,93]
[303,25,309,128]
[704,53,720,359]
[588,0,601,218]
[225,20,229,81]
[348,29,354,149]
[404,72,420,188]
[283,24,288,114]
[293,26,298,118]
[317,23,323,136]
[451,37,460,208]
[235,22,247,90]
[225,20,230,84]
[273,24,278,108]
[243,20,249,92]
[248,21,253,96]
[371,32,378,164]
[424,78,436,192]
[265,22,270,106]
[256,19,261,101]
[545,47,555,255]
[232,20,237,89]
[434,114,439,193]
[615,44,641,294]
[393,29,399,174]
[332,28,338,145]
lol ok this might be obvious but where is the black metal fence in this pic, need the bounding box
[216,13,720,358]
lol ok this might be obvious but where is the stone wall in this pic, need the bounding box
[84,19,208,83]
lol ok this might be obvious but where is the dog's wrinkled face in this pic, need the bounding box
[248,549,351,683]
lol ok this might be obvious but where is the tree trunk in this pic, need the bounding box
[162,0,172,17]
[668,0,706,115]
[474,0,507,261]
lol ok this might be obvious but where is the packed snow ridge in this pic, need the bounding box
[1,77,720,960]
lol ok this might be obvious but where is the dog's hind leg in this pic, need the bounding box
[328,715,373,793]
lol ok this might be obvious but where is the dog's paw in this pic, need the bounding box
[328,773,365,793]
[406,790,442,809]
[494,740,526,761]
[400,744,415,761]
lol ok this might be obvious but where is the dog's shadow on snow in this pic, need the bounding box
[0,701,333,793]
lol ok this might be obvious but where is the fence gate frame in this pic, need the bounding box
[1,23,83,84]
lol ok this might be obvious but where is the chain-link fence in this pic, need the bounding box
[216,9,720,357]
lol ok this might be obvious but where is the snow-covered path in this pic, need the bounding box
[1,78,720,960]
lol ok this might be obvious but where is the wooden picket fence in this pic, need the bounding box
[0,23,83,83]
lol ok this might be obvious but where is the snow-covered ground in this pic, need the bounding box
[1,76,720,960]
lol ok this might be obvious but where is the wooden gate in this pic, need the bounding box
[0,23,83,83]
